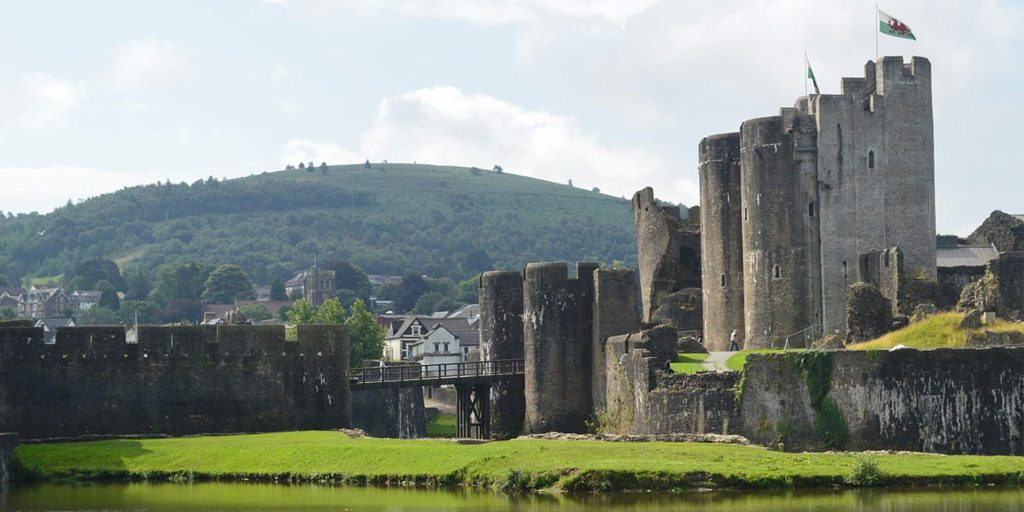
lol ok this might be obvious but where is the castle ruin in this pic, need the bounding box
[699,56,936,348]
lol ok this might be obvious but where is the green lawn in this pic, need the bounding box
[725,349,806,372]
[670,353,710,374]
[426,411,456,438]
[14,431,1024,491]
[849,312,1024,351]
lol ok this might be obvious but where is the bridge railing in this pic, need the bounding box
[349,359,524,385]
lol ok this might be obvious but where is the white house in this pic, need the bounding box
[408,324,463,371]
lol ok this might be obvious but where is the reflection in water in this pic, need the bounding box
[1,483,1023,511]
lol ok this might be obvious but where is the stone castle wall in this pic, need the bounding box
[739,349,1024,455]
[739,114,818,348]
[698,133,745,350]
[699,56,936,345]
[0,324,350,440]
[479,270,526,439]
[522,262,597,434]
[604,326,740,436]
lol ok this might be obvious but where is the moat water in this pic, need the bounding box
[2,483,1023,511]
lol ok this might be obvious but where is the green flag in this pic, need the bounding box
[806,60,820,95]
[879,9,916,40]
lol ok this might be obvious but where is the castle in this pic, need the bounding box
[699,56,936,349]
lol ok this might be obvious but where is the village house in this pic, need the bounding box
[18,287,72,319]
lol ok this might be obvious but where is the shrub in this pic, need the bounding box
[497,467,531,492]
[814,398,851,449]
[845,455,886,486]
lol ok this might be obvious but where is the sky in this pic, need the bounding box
[1,0,1021,235]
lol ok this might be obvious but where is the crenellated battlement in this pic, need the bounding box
[0,323,350,439]
[0,324,345,363]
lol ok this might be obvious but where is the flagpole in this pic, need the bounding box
[875,4,879,61]
[804,51,808,98]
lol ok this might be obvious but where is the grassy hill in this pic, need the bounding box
[0,163,639,285]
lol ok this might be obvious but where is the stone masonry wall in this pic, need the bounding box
[604,326,739,436]
[591,269,639,411]
[523,262,596,434]
[0,324,350,440]
[351,387,426,438]
[739,349,1024,454]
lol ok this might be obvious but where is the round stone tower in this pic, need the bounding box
[522,261,596,434]
[739,115,815,348]
[699,132,745,351]
[478,270,525,439]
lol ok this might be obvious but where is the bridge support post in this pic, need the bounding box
[455,383,490,439]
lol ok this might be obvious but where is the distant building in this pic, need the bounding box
[407,324,463,367]
[254,286,272,302]
[70,290,102,311]
[383,312,479,362]
[0,288,23,311]
[285,265,336,307]
[35,317,75,344]
[18,287,72,319]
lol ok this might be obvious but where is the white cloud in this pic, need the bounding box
[283,139,360,165]
[108,37,190,91]
[0,72,87,131]
[283,86,691,202]
[0,165,149,213]
[283,0,659,26]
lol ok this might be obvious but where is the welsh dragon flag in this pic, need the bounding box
[879,9,916,40]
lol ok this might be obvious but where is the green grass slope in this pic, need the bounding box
[848,312,1024,351]
[0,164,638,284]
[16,431,1024,491]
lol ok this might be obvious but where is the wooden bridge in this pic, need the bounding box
[348,359,524,439]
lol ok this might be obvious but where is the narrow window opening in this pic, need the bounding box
[744,207,748,221]
[884,251,890,268]
[868,150,875,169]
[808,201,815,217]
[772,265,781,280]
[843,261,848,279]
[720,274,726,288]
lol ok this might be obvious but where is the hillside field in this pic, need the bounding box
[0,164,642,285]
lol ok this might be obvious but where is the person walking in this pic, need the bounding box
[728,329,739,351]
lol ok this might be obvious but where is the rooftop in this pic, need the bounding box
[936,245,999,268]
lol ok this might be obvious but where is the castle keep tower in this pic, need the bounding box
[699,56,935,347]
[698,133,745,350]
[478,271,525,439]
[522,262,597,434]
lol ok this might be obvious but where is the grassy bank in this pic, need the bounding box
[15,431,1024,491]
[670,353,710,374]
[848,312,1024,351]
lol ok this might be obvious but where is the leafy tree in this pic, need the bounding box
[77,306,119,325]
[0,307,16,320]
[287,298,316,324]
[96,280,121,310]
[396,273,429,312]
[298,162,306,169]
[270,277,287,301]
[363,159,371,168]
[464,249,492,275]
[314,298,347,324]
[326,260,371,303]
[493,165,503,173]
[201,264,256,304]
[124,267,152,301]
[411,291,459,315]
[68,259,125,291]
[161,299,203,323]
[347,299,385,363]
[238,303,272,323]
[119,300,159,323]
[154,262,214,301]
[456,274,479,304]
